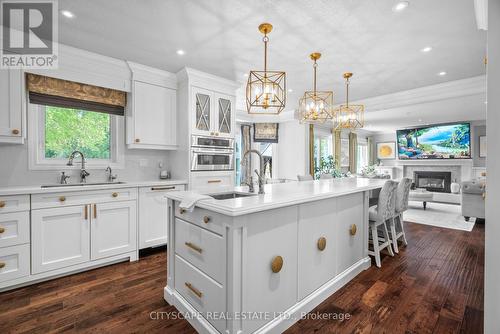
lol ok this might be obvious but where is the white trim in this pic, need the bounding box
[28,104,125,170]
[474,0,488,30]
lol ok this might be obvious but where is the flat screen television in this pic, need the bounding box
[397,122,471,160]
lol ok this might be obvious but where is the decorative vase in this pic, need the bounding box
[451,182,460,194]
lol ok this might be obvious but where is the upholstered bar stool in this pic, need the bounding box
[297,175,313,181]
[319,174,333,179]
[389,178,411,253]
[368,180,397,267]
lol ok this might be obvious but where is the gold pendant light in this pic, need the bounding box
[246,23,286,114]
[333,72,364,130]
[298,53,334,124]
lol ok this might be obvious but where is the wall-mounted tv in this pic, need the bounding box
[397,122,471,160]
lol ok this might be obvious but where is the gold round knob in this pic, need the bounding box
[179,208,186,214]
[59,196,66,202]
[0,201,5,208]
[271,256,283,273]
[135,138,140,143]
[0,262,5,269]
[317,237,327,251]
[0,227,5,233]
[203,216,210,224]
[350,224,357,236]
[12,129,19,135]
[210,132,214,136]
[112,192,118,198]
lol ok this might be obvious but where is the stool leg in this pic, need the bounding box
[399,214,408,246]
[371,224,382,268]
[423,201,427,210]
[390,218,399,254]
[382,221,395,257]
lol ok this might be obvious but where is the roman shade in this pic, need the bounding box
[26,73,127,116]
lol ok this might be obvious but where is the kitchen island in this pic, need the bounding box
[164,178,387,334]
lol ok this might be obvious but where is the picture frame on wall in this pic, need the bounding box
[253,123,279,143]
[341,138,349,167]
[479,135,487,158]
[377,142,396,160]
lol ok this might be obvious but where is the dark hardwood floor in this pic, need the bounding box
[0,222,484,334]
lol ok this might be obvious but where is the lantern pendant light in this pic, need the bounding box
[333,72,365,130]
[246,23,286,114]
[298,53,334,124]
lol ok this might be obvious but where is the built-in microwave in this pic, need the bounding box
[191,135,234,150]
[191,148,234,171]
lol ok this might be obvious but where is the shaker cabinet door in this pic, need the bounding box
[0,69,23,143]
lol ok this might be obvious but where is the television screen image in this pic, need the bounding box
[397,123,471,159]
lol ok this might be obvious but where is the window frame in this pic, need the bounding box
[28,103,124,170]
[356,139,369,174]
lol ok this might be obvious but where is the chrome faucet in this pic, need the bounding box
[59,172,70,184]
[67,151,90,183]
[105,166,117,182]
[241,149,265,194]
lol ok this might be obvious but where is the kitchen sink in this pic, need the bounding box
[209,192,257,200]
[41,182,127,188]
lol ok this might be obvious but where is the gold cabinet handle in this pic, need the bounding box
[185,282,203,298]
[203,216,210,224]
[317,237,327,251]
[350,224,357,236]
[210,132,215,136]
[207,180,222,184]
[59,196,66,202]
[12,129,19,135]
[84,205,88,220]
[93,204,97,219]
[271,255,283,273]
[0,201,5,208]
[185,242,203,254]
[179,208,186,214]
[135,138,140,143]
[0,262,5,269]
[151,186,175,191]
[0,227,5,233]
[112,192,118,198]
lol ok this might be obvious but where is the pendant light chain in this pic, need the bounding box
[346,75,350,108]
[263,34,269,73]
[313,60,318,95]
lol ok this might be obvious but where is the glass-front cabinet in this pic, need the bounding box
[215,93,232,137]
[194,89,211,133]
[192,87,234,138]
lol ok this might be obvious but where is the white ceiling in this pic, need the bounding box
[58,0,486,109]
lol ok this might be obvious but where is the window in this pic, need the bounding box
[28,104,123,170]
[313,129,332,170]
[357,141,369,174]
[259,142,273,179]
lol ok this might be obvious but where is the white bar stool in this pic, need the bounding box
[389,178,411,253]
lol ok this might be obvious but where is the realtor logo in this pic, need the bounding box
[1,0,58,68]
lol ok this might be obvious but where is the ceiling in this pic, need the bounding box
[58,0,486,108]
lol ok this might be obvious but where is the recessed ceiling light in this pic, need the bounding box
[438,71,447,76]
[61,10,74,18]
[485,101,488,104]
[176,49,185,56]
[418,119,423,122]
[392,1,409,12]
[288,89,293,93]
[421,46,432,53]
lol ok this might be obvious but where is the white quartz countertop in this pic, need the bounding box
[166,177,387,217]
[0,179,188,196]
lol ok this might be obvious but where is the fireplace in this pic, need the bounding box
[413,171,452,193]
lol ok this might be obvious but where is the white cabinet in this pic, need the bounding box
[127,61,177,150]
[0,244,30,283]
[31,205,90,274]
[139,184,185,249]
[190,170,234,193]
[0,69,24,144]
[92,200,137,260]
[192,87,234,138]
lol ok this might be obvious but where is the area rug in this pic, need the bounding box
[404,201,476,232]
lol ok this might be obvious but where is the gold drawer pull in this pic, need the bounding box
[84,205,88,220]
[185,282,203,298]
[203,216,210,224]
[317,237,327,251]
[59,196,66,202]
[151,186,175,191]
[12,129,19,135]
[271,256,283,273]
[93,204,97,219]
[179,208,186,214]
[0,201,5,208]
[0,227,5,233]
[0,262,5,269]
[207,180,222,184]
[112,192,118,198]
[135,138,140,143]
[350,224,357,236]
[185,242,203,254]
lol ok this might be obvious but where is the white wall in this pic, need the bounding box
[277,121,308,180]
[485,1,500,332]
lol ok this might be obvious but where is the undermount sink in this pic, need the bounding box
[208,192,257,200]
[41,182,126,188]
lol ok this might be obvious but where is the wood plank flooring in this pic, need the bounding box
[0,222,484,334]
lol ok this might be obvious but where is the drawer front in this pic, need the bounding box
[0,244,30,283]
[190,171,234,193]
[0,212,30,248]
[32,188,138,209]
[175,204,227,236]
[175,218,225,284]
[174,255,225,333]
[0,195,30,213]
[336,193,364,274]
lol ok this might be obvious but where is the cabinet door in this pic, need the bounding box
[298,198,338,300]
[214,93,233,137]
[131,81,176,148]
[336,193,365,274]
[91,200,137,260]
[0,69,23,143]
[32,206,90,274]
[192,88,213,135]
